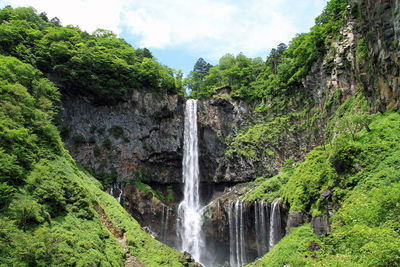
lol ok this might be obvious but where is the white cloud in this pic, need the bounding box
[2,0,326,60]
[2,0,123,34]
[120,0,325,59]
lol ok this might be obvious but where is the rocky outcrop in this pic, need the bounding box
[311,215,331,236]
[197,97,257,183]
[286,211,307,234]
[60,90,184,184]
[306,1,400,112]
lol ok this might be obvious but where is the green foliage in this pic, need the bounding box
[0,55,63,186]
[0,6,183,105]
[166,186,175,202]
[0,182,15,209]
[186,0,347,102]
[108,124,124,139]
[356,38,368,67]
[134,181,158,197]
[71,133,86,147]
[102,137,112,149]
[93,145,101,157]
[0,51,184,265]
[250,224,319,267]
[283,147,338,215]
[88,135,96,144]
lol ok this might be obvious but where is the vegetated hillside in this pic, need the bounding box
[0,23,188,267]
[0,6,185,105]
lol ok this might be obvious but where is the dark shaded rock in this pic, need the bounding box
[311,216,331,236]
[321,189,331,198]
[286,211,307,234]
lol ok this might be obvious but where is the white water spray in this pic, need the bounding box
[177,99,204,262]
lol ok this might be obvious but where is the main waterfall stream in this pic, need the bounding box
[174,99,285,267]
[177,99,205,264]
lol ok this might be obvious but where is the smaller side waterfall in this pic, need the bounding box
[269,198,282,249]
[160,204,170,240]
[255,200,269,256]
[228,198,283,266]
[228,199,248,267]
[117,183,124,203]
[109,183,124,204]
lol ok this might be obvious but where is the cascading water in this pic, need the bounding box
[269,198,281,249]
[255,200,269,256]
[177,99,204,263]
[160,204,170,240]
[229,199,248,267]
[228,197,283,266]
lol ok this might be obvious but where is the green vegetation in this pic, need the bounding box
[250,225,319,267]
[0,6,185,105]
[0,50,184,265]
[244,108,400,266]
[108,125,124,139]
[186,0,347,101]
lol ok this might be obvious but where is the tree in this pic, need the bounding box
[193,57,212,77]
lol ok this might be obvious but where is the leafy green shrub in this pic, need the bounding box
[89,125,96,134]
[0,182,15,209]
[88,136,96,144]
[108,125,124,139]
[102,137,112,150]
[71,133,86,147]
[93,145,101,157]
[282,147,338,215]
[252,224,319,266]
[97,126,105,135]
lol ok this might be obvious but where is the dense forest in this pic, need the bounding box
[1,0,400,266]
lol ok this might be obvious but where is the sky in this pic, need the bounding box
[1,0,327,75]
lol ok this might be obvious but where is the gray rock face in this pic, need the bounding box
[286,211,307,234]
[61,90,184,184]
[311,216,331,236]
[197,98,258,183]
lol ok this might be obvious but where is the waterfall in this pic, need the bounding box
[255,200,268,256]
[229,198,283,266]
[269,198,281,249]
[228,199,247,267]
[117,183,124,203]
[228,201,235,266]
[177,99,204,262]
[160,204,170,241]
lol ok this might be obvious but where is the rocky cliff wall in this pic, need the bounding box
[61,91,184,184]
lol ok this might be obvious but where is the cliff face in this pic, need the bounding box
[197,98,256,183]
[61,90,185,184]
[307,0,400,111]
